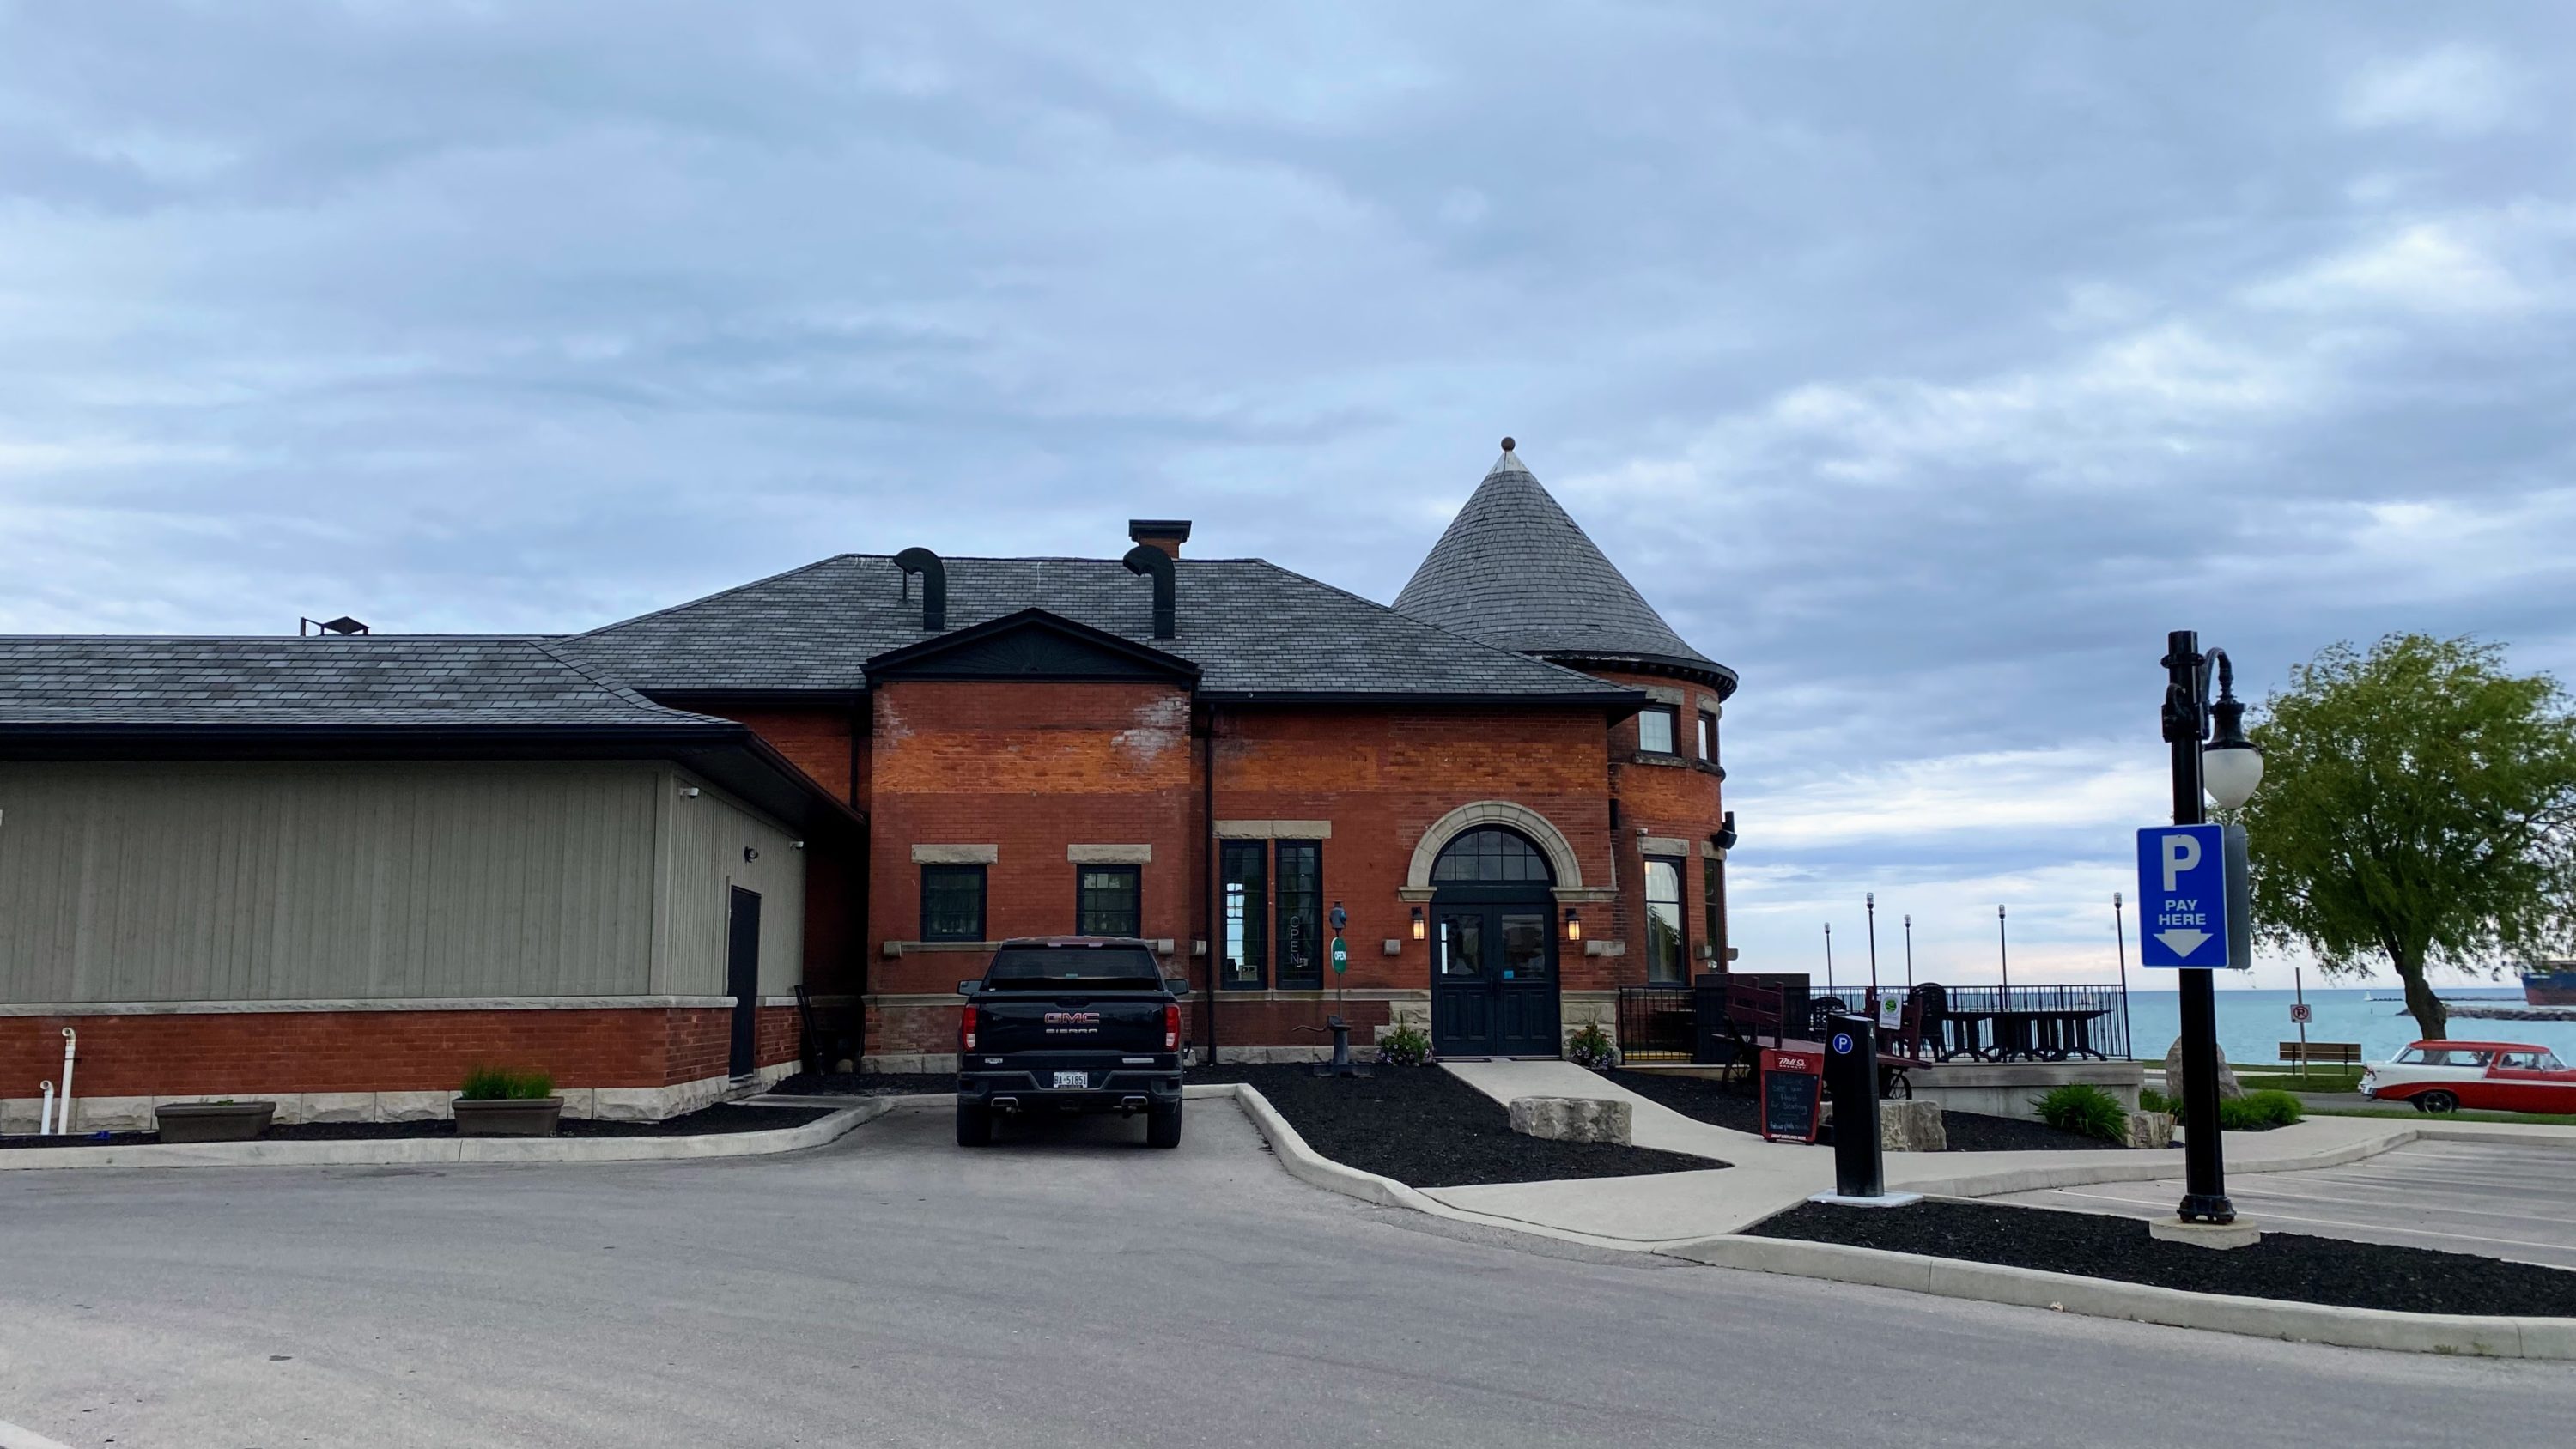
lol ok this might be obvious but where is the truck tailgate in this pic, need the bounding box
[972,993,1170,1055]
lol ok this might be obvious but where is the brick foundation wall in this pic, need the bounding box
[1,1003,805,1104]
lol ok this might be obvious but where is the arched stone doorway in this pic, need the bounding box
[1427,826,1562,1058]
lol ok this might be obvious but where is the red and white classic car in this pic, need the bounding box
[2360,1040,2576,1114]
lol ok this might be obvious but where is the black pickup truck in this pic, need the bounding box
[955,937,1187,1148]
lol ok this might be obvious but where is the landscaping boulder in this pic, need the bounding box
[1880,1100,1947,1152]
[2126,1109,2176,1149]
[2163,1038,2245,1101]
[1507,1096,1632,1145]
[1821,1100,1948,1152]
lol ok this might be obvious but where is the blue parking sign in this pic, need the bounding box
[2136,824,2228,967]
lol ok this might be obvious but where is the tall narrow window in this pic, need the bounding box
[1219,840,1267,989]
[1637,706,1678,755]
[1698,711,1717,761]
[1704,857,1723,961]
[920,865,986,943]
[1077,865,1142,937]
[1644,857,1686,985]
[1274,840,1322,988]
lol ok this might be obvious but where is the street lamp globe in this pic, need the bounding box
[2202,737,2264,810]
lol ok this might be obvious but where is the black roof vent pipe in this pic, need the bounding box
[894,547,946,631]
[1122,545,1176,640]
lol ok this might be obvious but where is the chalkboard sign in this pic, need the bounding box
[1761,1047,1822,1143]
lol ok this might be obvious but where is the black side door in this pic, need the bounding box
[726,887,762,1078]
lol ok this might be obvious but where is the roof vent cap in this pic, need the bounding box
[300,615,369,636]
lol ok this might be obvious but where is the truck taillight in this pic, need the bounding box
[961,1003,978,1052]
[1163,1003,1181,1052]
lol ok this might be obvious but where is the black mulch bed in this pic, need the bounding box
[0,1102,829,1149]
[768,1070,955,1097]
[1194,1063,1724,1188]
[1605,1070,2124,1153]
[1750,1198,2576,1318]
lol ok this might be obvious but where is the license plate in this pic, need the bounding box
[1053,1071,1091,1089]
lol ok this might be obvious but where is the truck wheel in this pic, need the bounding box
[956,1102,993,1146]
[1145,1100,1182,1149]
[2416,1089,2458,1115]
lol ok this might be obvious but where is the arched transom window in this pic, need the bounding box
[1431,827,1555,885]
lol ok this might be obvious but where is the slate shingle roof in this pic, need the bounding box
[1394,447,1732,689]
[0,636,724,731]
[556,555,1635,702]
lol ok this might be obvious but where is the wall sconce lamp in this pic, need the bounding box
[742,846,760,863]
[1409,906,1425,941]
[1564,908,1583,943]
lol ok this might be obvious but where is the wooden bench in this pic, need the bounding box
[2279,1040,2362,1068]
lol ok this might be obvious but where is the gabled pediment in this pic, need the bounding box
[864,608,1200,685]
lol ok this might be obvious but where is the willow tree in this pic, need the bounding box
[2240,634,2576,1040]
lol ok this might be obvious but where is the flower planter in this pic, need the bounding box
[452,1097,563,1137]
[155,1100,277,1143]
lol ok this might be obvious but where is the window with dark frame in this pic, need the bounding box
[1637,706,1678,755]
[1644,856,1686,985]
[920,864,987,943]
[1274,840,1323,987]
[1219,840,1267,990]
[1704,857,1722,960]
[1076,864,1142,937]
[1698,711,1717,761]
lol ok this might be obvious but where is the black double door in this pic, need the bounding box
[1430,899,1561,1058]
[726,887,762,1078]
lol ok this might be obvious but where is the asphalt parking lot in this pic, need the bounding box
[1995,1139,2576,1268]
[3,1102,2573,1449]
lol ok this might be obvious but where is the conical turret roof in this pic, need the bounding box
[1394,441,1731,690]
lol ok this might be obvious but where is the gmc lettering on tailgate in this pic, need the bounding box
[1044,1010,1101,1034]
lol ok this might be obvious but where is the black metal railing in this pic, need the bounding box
[1616,985,1697,1063]
[1905,983,2130,1062]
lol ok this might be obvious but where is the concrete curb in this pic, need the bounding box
[1197,1082,1449,1212]
[0,1102,889,1172]
[1212,1086,2576,1356]
[0,1416,73,1449]
[1899,1123,2418,1199]
[1658,1232,2575,1360]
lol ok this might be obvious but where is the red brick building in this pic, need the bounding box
[0,442,1734,1125]
[559,439,1738,1068]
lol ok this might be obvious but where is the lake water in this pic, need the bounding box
[2123,987,2576,1067]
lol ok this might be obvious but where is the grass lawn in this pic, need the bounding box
[2312,1104,2576,1128]
[2235,1068,2361,1094]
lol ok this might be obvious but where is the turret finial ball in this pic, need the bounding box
[1500,436,1516,452]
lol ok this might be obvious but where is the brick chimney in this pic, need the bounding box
[1127,519,1192,559]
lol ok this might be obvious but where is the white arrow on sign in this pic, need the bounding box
[2155,928,2211,958]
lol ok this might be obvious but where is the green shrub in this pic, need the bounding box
[2033,1083,2129,1143]
[1564,1021,1618,1071]
[2219,1088,2303,1131]
[1376,1022,1434,1068]
[2140,1087,2303,1130]
[459,1065,556,1101]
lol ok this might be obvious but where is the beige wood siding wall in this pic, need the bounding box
[0,760,803,1005]
[657,768,806,998]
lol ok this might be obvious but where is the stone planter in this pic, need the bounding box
[155,1100,277,1143]
[452,1097,563,1137]
[2124,1109,2176,1149]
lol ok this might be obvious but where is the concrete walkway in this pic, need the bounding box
[1427,1059,2576,1249]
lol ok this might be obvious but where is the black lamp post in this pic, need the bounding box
[1865,893,1880,999]
[2163,630,2265,1224]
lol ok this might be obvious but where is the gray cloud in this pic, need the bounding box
[3,2,2571,985]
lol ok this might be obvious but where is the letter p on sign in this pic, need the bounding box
[2161,833,2202,892]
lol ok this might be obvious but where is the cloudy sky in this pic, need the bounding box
[4,3,2571,990]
